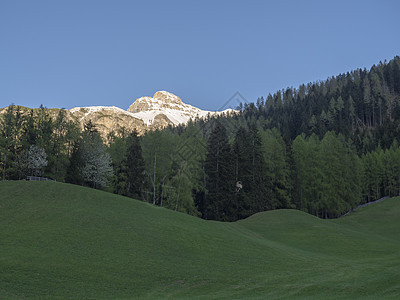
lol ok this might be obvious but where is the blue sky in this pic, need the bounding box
[1,0,399,111]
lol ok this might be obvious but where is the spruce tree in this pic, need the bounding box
[247,125,270,211]
[126,130,146,199]
[232,126,253,219]
[204,121,234,221]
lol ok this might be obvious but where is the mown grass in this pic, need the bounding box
[0,181,399,299]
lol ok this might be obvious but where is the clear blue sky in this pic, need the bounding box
[1,0,399,111]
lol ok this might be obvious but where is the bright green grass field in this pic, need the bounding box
[0,181,399,299]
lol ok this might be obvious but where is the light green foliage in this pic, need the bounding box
[0,181,399,299]
[141,129,179,203]
[336,96,344,111]
[163,162,200,216]
[383,141,400,196]
[319,132,362,217]
[162,123,206,216]
[293,133,322,214]
[361,147,385,201]
[362,141,400,200]
[259,128,292,209]
[141,128,201,215]
[178,122,207,189]
[293,132,361,217]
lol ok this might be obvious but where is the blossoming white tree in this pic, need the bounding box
[21,145,48,177]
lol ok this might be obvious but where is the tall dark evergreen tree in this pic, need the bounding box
[0,105,17,180]
[232,126,254,220]
[65,140,85,185]
[249,125,270,210]
[204,121,234,221]
[126,130,146,199]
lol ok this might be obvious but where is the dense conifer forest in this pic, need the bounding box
[1,56,400,220]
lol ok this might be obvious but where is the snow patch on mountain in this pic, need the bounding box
[69,91,236,127]
[70,106,127,115]
[70,106,139,121]
[127,91,234,125]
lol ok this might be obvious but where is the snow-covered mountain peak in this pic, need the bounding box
[70,105,127,115]
[126,90,236,126]
[128,91,185,113]
[68,91,237,137]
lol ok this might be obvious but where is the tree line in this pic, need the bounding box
[240,56,400,152]
[1,56,399,220]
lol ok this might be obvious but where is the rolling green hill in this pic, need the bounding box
[1,181,399,299]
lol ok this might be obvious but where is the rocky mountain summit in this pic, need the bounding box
[69,106,147,136]
[126,91,232,127]
[1,91,235,139]
[128,91,185,113]
[69,91,235,137]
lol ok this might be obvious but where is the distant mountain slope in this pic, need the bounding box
[69,91,235,137]
[0,91,235,138]
[1,181,399,299]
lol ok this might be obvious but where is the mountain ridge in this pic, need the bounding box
[69,90,235,137]
[1,91,236,138]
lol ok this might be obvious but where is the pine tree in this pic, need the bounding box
[66,140,85,185]
[0,105,25,180]
[204,121,234,221]
[0,105,16,180]
[108,135,129,195]
[126,130,146,199]
[232,126,254,219]
[66,122,112,188]
[247,125,270,211]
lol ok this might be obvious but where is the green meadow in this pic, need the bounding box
[1,181,399,299]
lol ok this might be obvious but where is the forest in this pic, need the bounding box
[1,56,400,220]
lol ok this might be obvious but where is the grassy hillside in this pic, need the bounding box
[1,181,399,299]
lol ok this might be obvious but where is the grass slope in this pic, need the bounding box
[1,181,399,299]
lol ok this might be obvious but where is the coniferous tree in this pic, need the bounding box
[247,125,270,211]
[47,110,78,181]
[66,122,112,188]
[232,126,254,219]
[0,105,25,180]
[126,130,146,199]
[204,121,234,221]
[108,134,129,195]
[0,105,16,180]
[66,140,85,185]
